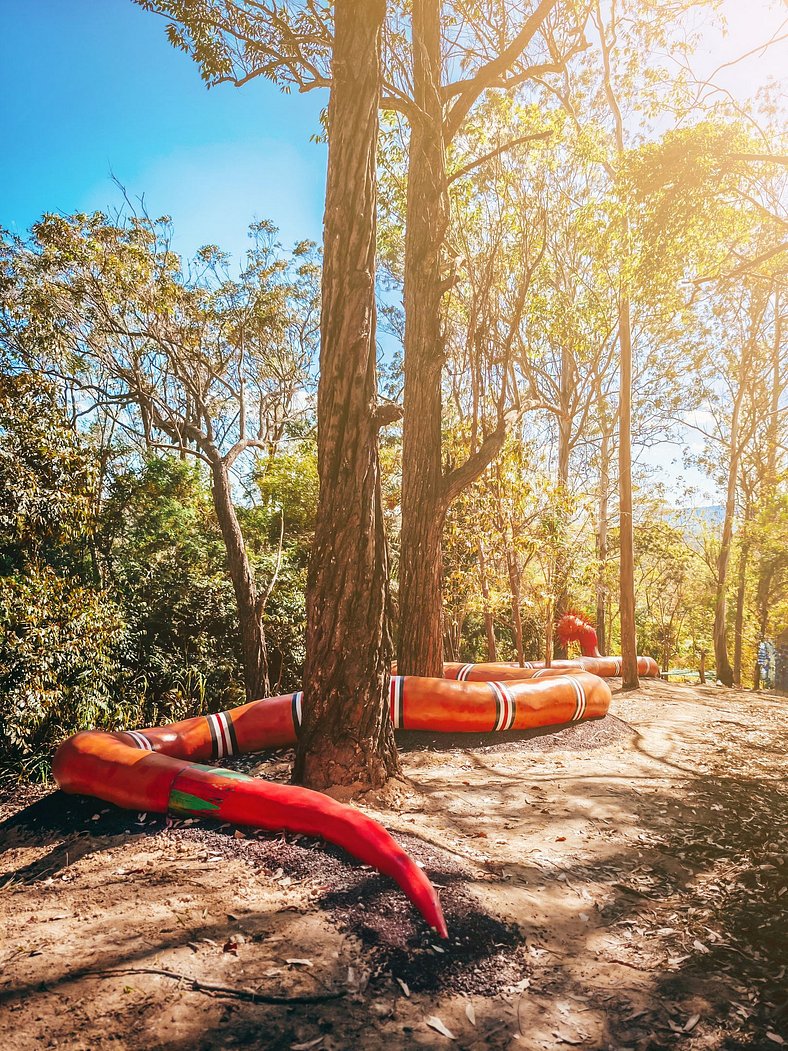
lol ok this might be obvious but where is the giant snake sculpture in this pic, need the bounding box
[53,613,658,936]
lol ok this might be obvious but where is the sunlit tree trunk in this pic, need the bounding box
[544,594,554,668]
[597,6,639,689]
[295,0,399,791]
[209,452,269,700]
[478,539,497,661]
[596,411,611,655]
[618,284,639,689]
[398,0,449,678]
[506,543,525,667]
[713,370,746,688]
[554,345,573,658]
[733,500,752,687]
[753,290,782,688]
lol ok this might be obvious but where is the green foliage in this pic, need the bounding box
[99,456,245,713]
[0,370,125,777]
[632,512,711,671]
[0,372,95,572]
[254,439,318,542]
[0,566,125,772]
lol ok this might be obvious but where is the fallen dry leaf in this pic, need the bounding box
[552,1030,585,1045]
[684,1013,701,1033]
[426,1016,456,1039]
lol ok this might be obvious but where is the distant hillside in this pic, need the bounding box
[670,505,725,533]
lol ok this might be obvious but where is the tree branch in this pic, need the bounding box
[447,131,553,185]
[444,0,560,140]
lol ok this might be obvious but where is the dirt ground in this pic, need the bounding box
[1,679,786,1051]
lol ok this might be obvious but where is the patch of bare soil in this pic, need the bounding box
[1,682,786,1051]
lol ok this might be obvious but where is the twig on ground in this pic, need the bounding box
[85,966,346,1004]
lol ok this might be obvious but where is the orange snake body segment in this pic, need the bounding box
[441,655,660,681]
[53,669,614,936]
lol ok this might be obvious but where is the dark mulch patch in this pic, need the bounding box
[1,789,529,996]
[312,835,530,995]
[0,717,630,994]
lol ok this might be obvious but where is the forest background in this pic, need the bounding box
[0,0,785,780]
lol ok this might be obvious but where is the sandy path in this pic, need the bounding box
[1,680,785,1050]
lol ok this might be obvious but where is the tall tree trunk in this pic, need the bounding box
[544,595,554,668]
[294,0,399,792]
[554,361,572,658]
[209,454,269,700]
[506,544,525,666]
[398,0,450,677]
[596,415,610,655]
[753,289,782,687]
[597,9,639,688]
[618,287,639,689]
[713,374,746,688]
[733,502,752,687]
[478,539,497,661]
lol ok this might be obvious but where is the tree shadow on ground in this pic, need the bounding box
[2,699,786,1049]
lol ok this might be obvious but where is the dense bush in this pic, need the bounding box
[99,456,246,714]
[0,566,125,778]
[0,372,126,779]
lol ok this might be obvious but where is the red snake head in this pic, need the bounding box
[556,612,601,657]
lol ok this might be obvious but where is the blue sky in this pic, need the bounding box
[1,0,328,261]
[3,0,782,264]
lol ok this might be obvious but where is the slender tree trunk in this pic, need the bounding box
[596,417,610,655]
[699,650,706,685]
[447,617,460,660]
[294,0,399,792]
[506,545,525,666]
[554,365,572,658]
[398,0,450,677]
[618,287,639,689]
[478,540,497,661]
[753,290,782,687]
[733,502,752,687]
[209,454,269,699]
[713,372,746,688]
[597,9,639,688]
[544,595,554,668]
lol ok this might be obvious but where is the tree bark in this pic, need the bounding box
[209,453,269,700]
[398,0,450,677]
[294,0,399,792]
